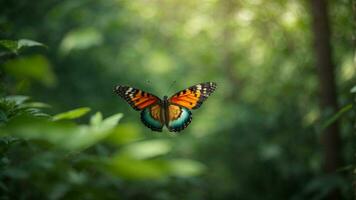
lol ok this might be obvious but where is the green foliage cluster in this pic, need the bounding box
[0,95,204,199]
[0,0,355,199]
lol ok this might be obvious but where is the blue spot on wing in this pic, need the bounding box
[141,108,163,132]
[168,107,192,132]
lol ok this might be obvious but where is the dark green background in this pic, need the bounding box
[0,0,355,199]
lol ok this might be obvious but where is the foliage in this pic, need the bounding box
[0,39,46,55]
[0,95,205,199]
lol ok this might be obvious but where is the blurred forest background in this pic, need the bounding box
[0,0,355,199]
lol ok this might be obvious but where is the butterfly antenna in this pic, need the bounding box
[166,80,177,94]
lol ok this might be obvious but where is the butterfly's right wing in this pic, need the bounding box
[166,82,216,132]
[168,82,217,110]
[114,85,164,131]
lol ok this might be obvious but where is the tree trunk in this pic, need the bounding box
[310,0,342,199]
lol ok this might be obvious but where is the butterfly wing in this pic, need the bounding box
[114,85,161,111]
[167,104,192,132]
[169,82,217,110]
[114,85,163,132]
[167,82,216,132]
[141,104,164,132]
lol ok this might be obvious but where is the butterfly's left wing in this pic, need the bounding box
[168,82,217,110]
[141,104,164,132]
[114,85,161,111]
[114,85,164,132]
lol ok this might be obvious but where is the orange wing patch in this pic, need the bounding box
[150,104,162,121]
[134,96,158,110]
[115,85,160,110]
[169,89,201,109]
[168,105,183,120]
[169,82,216,110]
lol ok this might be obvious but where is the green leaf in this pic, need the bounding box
[0,40,18,53]
[100,113,124,130]
[53,107,91,121]
[3,55,57,87]
[4,95,29,105]
[107,156,170,180]
[1,113,123,151]
[168,159,206,177]
[63,113,123,150]
[320,104,353,131]
[90,112,103,126]
[119,139,172,159]
[59,28,103,55]
[0,116,79,145]
[107,157,205,180]
[0,39,46,54]
[106,123,143,145]
[17,39,47,50]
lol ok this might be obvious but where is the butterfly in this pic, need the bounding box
[114,82,217,132]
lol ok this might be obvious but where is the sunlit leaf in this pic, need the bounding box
[106,123,143,145]
[53,107,91,121]
[0,116,79,146]
[101,113,123,129]
[119,139,172,159]
[168,159,206,177]
[17,39,47,50]
[0,96,50,121]
[107,156,170,179]
[26,108,45,116]
[90,112,103,126]
[59,28,103,55]
[63,113,123,150]
[0,39,46,54]
[107,156,205,180]
[4,95,29,105]
[1,113,123,151]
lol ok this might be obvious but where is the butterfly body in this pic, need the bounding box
[161,96,169,127]
[115,82,216,132]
